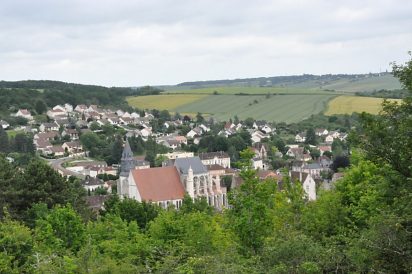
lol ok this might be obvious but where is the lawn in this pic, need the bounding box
[126,94,208,110]
[325,96,402,115]
[164,86,339,95]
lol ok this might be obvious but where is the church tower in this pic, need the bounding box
[117,138,135,198]
[186,165,194,198]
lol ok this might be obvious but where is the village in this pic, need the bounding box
[2,103,350,210]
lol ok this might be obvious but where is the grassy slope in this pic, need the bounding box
[175,94,335,123]
[325,96,402,115]
[126,94,208,110]
[321,74,401,92]
[164,86,339,95]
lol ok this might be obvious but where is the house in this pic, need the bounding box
[46,109,66,119]
[286,147,304,158]
[199,151,231,168]
[48,146,65,157]
[119,117,134,125]
[0,120,10,129]
[318,145,332,156]
[130,112,140,119]
[295,132,306,143]
[13,109,33,120]
[64,104,74,112]
[62,128,79,140]
[252,157,264,170]
[319,155,333,169]
[139,128,152,138]
[186,127,202,138]
[199,124,210,133]
[82,177,105,192]
[292,162,323,178]
[121,112,131,118]
[159,151,194,160]
[34,131,59,141]
[107,117,120,125]
[34,138,52,153]
[258,170,282,181]
[261,125,272,134]
[325,135,335,144]
[115,109,124,117]
[315,128,329,136]
[162,139,180,150]
[52,105,66,112]
[39,122,59,132]
[62,141,83,154]
[251,130,270,144]
[290,171,317,201]
[74,104,88,113]
[54,118,70,128]
[253,120,267,130]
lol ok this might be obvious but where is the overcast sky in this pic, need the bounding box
[1,0,411,86]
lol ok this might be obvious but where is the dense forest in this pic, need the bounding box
[0,55,411,273]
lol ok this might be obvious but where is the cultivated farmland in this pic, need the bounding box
[126,94,208,110]
[165,86,340,95]
[126,94,333,123]
[325,96,402,115]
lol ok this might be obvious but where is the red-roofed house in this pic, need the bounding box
[13,109,33,120]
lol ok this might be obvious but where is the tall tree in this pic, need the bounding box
[0,126,9,153]
[305,128,317,145]
[35,100,47,115]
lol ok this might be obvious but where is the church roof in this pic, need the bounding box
[130,166,185,202]
[174,156,207,175]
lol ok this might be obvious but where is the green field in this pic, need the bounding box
[127,93,335,123]
[126,94,208,110]
[325,96,402,115]
[165,86,340,95]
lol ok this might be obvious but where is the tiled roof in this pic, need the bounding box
[131,166,185,202]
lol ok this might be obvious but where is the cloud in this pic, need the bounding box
[0,0,411,86]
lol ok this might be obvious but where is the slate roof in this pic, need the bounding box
[174,156,207,175]
[198,151,229,160]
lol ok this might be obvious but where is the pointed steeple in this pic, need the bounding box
[120,138,135,177]
[122,138,133,159]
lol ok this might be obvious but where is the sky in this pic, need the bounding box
[1,0,411,86]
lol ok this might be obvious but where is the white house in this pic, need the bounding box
[52,105,66,112]
[315,128,329,136]
[0,120,10,129]
[13,109,33,120]
[290,171,317,201]
[39,122,59,132]
[295,132,306,143]
[199,151,231,168]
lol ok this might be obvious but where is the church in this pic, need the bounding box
[117,140,228,209]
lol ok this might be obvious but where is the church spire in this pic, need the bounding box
[120,138,135,177]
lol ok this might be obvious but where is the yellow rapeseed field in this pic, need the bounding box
[325,96,402,115]
[126,94,208,110]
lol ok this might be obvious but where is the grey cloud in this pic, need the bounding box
[0,0,411,86]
